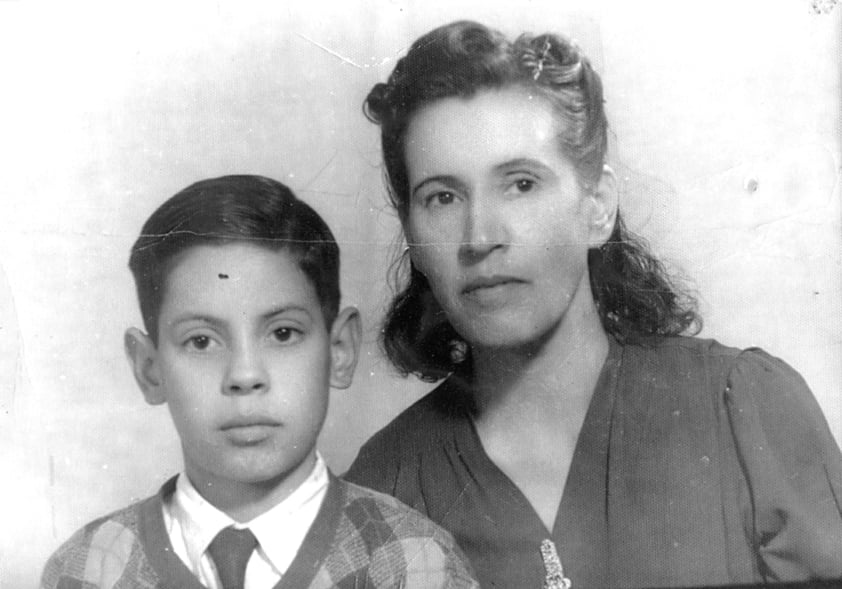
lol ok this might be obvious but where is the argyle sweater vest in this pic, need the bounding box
[41,474,478,589]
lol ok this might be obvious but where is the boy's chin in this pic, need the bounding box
[188,449,317,496]
[187,454,318,521]
[224,451,317,489]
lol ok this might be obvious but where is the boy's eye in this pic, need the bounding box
[271,327,303,345]
[184,335,215,351]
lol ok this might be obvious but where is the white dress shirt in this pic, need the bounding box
[162,454,329,589]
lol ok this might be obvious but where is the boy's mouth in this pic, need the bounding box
[221,416,281,429]
[221,417,282,445]
[222,420,281,446]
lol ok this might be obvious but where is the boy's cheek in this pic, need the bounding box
[160,358,220,387]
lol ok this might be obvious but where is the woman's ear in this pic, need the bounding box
[328,307,362,389]
[587,164,619,247]
[124,327,166,405]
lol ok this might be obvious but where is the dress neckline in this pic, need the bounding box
[449,337,624,584]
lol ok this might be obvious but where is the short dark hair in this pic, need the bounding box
[366,21,701,381]
[128,174,340,343]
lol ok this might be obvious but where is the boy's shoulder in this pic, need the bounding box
[41,487,169,589]
[316,477,478,588]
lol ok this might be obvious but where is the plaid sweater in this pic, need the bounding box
[41,474,479,589]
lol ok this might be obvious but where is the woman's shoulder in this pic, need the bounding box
[628,333,739,357]
[358,379,470,453]
[616,337,842,579]
[622,335,829,435]
[343,378,472,493]
[623,334,802,382]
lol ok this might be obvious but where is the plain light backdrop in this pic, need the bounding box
[1,1,840,586]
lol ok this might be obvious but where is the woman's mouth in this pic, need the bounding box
[462,276,526,302]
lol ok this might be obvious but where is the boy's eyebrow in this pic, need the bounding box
[259,304,313,322]
[167,305,314,327]
[167,313,224,328]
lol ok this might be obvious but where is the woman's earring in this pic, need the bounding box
[449,339,468,364]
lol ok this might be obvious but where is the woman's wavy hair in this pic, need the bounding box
[366,20,701,381]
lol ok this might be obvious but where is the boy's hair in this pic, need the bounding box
[129,174,340,343]
[365,20,701,381]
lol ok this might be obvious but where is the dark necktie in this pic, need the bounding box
[207,526,258,589]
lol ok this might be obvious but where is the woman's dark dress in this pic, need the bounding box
[344,337,842,588]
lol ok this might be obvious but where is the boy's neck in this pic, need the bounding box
[185,452,319,523]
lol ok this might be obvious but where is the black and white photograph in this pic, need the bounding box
[1,1,840,587]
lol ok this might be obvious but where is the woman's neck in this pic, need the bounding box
[469,285,609,425]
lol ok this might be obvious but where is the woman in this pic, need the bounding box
[344,21,842,588]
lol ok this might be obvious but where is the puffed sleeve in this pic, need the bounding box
[724,348,842,580]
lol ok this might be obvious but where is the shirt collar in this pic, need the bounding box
[248,455,329,572]
[170,453,329,575]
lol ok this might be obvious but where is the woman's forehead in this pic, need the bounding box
[404,88,566,177]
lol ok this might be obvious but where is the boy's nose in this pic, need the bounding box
[223,348,269,395]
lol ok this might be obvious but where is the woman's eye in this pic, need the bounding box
[512,178,536,193]
[184,335,214,351]
[271,327,302,344]
[426,191,456,207]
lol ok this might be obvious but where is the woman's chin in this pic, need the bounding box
[456,319,555,353]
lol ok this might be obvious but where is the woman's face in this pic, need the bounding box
[403,87,610,351]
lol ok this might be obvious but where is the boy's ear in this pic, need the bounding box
[124,327,166,406]
[328,307,362,390]
[587,164,619,247]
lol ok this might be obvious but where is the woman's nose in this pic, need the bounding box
[223,345,268,395]
[460,197,507,260]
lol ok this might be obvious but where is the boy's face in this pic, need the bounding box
[126,243,359,505]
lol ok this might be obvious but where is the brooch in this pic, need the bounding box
[541,539,571,589]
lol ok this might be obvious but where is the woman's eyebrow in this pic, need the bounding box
[493,158,554,175]
[410,175,467,197]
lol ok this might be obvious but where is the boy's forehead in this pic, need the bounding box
[159,243,315,314]
[165,241,297,273]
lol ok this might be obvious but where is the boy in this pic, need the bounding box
[41,175,478,589]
